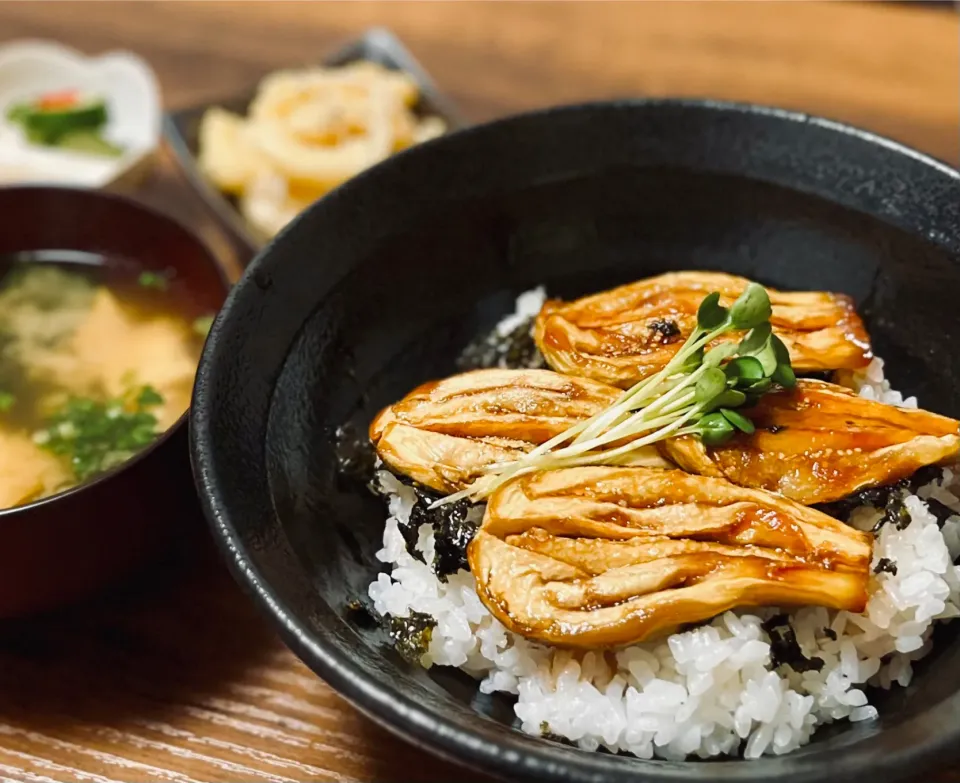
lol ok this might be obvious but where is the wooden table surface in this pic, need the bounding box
[0,2,957,781]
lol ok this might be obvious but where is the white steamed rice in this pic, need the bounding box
[368,291,960,761]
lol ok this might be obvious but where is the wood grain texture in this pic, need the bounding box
[0,2,956,781]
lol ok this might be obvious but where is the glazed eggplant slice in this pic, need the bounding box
[468,466,872,648]
[370,369,670,493]
[534,271,872,388]
[661,379,960,505]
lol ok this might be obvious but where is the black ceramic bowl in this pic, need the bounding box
[0,187,229,617]
[192,101,960,783]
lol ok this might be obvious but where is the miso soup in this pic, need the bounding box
[0,253,214,510]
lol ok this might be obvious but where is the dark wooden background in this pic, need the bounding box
[0,2,956,781]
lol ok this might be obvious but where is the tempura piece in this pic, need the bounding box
[370,369,670,494]
[534,271,872,388]
[197,61,446,239]
[661,379,960,505]
[469,467,872,648]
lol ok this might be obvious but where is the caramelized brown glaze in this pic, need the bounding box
[370,369,670,493]
[534,271,872,387]
[468,466,872,648]
[661,379,960,505]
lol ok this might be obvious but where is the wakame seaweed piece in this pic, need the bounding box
[762,614,825,673]
[823,627,838,641]
[874,557,898,576]
[387,611,436,664]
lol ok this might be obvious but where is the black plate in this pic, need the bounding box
[164,27,465,259]
[191,100,960,783]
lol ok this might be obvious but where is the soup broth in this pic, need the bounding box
[0,254,211,509]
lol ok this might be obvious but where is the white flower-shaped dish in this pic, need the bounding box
[0,40,161,188]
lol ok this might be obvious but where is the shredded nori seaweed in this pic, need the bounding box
[398,517,427,565]
[334,421,377,486]
[819,481,906,520]
[924,497,957,528]
[386,474,479,578]
[344,599,380,630]
[539,721,571,744]
[909,465,945,492]
[387,611,437,664]
[762,614,824,673]
[874,557,898,576]
[819,468,947,528]
[457,317,544,371]
[408,489,477,581]
[647,318,681,342]
[874,491,912,533]
[822,627,838,641]
[433,501,478,581]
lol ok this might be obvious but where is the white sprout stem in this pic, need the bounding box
[547,403,708,468]
[574,320,732,444]
[430,317,736,508]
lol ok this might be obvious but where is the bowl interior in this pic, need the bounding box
[195,102,960,783]
[0,185,229,510]
[0,186,229,616]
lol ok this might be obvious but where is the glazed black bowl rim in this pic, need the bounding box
[0,184,230,521]
[191,98,960,783]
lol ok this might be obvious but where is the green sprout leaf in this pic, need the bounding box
[720,407,756,434]
[698,411,736,445]
[738,322,772,357]
[771,334,790,365]
[740,377,773,395]
[680,346,705,372]
[695,367,727,404]
[708,389,747,410]
[697,292,728,330]
[773,363,797,389]
[704,343,738,368]
[725,356,765,383]
[729,283,773,330]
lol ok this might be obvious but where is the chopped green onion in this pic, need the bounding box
[192,314,215,338]
[34,385,165,482]
[0,391,14,412]
[138,271,169,291]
